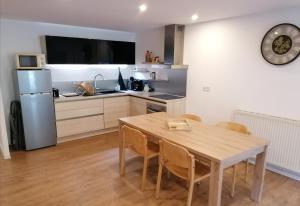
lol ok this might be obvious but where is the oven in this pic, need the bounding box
[146,102,167,114]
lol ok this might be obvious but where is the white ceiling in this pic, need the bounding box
[1,0,300,32]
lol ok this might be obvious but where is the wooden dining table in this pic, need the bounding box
[118,112,270,206]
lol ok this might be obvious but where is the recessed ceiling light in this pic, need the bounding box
[191,14,199,21]
[139,4,147,12]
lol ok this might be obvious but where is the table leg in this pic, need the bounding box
[119,123,123,174]
[251,146,268,201]
[208,161,223,206]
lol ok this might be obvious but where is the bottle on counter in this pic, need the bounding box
[145,51,150,62]
[115,84,121,91]
[127,76,134,90]
[144,83,150,92]
[149,52,153,62]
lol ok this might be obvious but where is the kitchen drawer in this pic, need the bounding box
[104,97,130,112]
[130,96,146,104]
[56,115,104,137]
[104,96,130,104]
[55,99,103,112]
[56,107,103,120]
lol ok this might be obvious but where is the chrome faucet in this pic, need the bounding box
[93,73,104,90]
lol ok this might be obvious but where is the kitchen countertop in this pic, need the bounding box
[54,91,185,104]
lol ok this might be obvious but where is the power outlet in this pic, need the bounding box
[202,86,211,92]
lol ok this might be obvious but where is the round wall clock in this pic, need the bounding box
[261,23,300,65]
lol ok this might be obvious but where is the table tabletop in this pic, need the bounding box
[119,112,269,165]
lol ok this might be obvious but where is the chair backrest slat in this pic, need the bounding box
[181,114,202,122]
[121,125,147,156]
[216,121,250,134]
[159,140,193,179]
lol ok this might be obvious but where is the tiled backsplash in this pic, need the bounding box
[48,64,187,96]
[46,64,135,82]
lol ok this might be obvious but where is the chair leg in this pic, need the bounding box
[141,157,148,191]
[156,163,163,198]
[167,171,171,179]
[245,159,249,182]
[186,180,189,188]
[231,165,237,198]
[120,148,126,176]
[186,179,195,206]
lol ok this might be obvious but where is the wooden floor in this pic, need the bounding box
[1,132,299,206]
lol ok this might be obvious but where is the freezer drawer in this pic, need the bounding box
[17,70,52,94]
[20,93,57,150]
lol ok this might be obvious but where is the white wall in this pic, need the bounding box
[184,8,300,124]
[0,17,10,159]
[0,88,10,159]
[135,27,164,64]
[0,19,136,152]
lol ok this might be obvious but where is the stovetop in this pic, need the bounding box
[149,94,184,100]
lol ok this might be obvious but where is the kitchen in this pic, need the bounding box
[13,26,187,148]
[1,1,300,206]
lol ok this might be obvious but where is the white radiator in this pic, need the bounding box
[233,110,300,180]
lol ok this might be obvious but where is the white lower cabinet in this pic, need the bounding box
[104,96,130,128]
[54,95,186,142]
[56,115,104,137]
[130,97,147,116]
[55,99,104,139]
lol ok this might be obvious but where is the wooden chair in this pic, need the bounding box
[181,113,202,122]
[120,125,159,191]
[216,121,251,197]
[156,139,210,206]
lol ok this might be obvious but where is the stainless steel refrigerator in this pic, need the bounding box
[16,69,57,150]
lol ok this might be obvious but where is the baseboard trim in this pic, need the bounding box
[0,143,11,159]
[249,158,300,181]
[57,128,118,143]
[266,163,300,181]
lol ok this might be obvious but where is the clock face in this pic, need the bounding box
[261,23,300,65]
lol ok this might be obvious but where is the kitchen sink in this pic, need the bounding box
[94,90,125,95]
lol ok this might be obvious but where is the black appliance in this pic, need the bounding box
[52,88,59,97]
[45,35,135,64]
[9,101,25,150]
[131,80,144,91]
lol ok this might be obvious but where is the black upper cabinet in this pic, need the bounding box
[73,38,94,64]
[93,40,114,64]
[46,36,74,64]
[45,36,135,64]
[111,41,135,64]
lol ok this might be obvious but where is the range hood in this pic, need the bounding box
[164,24,188,69]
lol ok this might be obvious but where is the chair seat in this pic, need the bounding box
[194,161,211,181]
[127,141,159,158]
[166,161,210,182]
[147,142,159,158]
